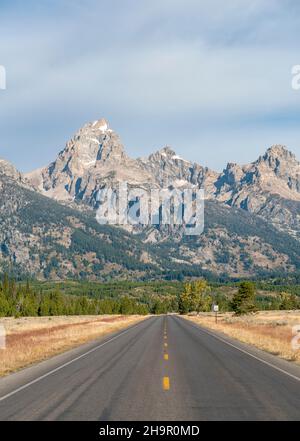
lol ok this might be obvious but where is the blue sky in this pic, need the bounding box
[0,0,300,172]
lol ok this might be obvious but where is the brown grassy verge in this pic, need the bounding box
[0,315,147,377]
[185,310,300,364]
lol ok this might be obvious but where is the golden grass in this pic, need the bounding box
[185,310,300,364]
[0,315,147,377]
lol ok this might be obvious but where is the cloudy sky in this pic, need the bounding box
[0,0,300,172]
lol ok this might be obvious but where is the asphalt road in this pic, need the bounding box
[0,315,299,421]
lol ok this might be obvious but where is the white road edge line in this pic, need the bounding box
[0,318,151,403]
[180,317,300,383]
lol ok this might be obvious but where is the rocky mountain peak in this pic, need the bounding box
[137,145,211,189]
[0,158,20,178]
[90,118,109,132]
[0,158,27,186]
[24,115,300,233]
[57,118,128,171]
[255,145,297,170]
[145,146,193,166]
[159,146,177,157]
[263,144,295,160]
[213,144,300,221]
[252,145,300,193]
[142,146,178,163]
[25,119,152,202]
[75,116,111,136]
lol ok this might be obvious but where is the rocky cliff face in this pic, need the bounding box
[26,119,300,240]
[26,119,220,205]
[27,119,154,206]
[137,146,218,196]
[215,145,300,204]
[214,145,300,238]
[0,160,162,280]
[1,157,300,280]
[3,130,300,280]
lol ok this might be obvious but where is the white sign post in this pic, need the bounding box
[213,304,219,323]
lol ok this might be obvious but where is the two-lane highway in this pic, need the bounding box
[0,315,299,421]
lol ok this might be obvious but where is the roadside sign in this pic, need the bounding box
[212,304,219,324]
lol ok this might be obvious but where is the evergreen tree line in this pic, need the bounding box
[0,274,299,318]
[0,275,149,317]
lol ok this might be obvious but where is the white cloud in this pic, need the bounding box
[0,0,299,171]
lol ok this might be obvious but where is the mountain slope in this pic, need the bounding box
[140,200,300,278]
[1,158,299,279]
[0,117,297,280]
[0,163,161,280]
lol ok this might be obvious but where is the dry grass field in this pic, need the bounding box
[186,310,300,364]
[0,315,147,376]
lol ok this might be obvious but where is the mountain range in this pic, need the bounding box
[0,118,299,281]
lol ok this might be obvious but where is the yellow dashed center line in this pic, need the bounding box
[162,319,170,390]
[163,376,170,390]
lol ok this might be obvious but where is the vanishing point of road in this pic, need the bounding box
[0,315,299,421]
